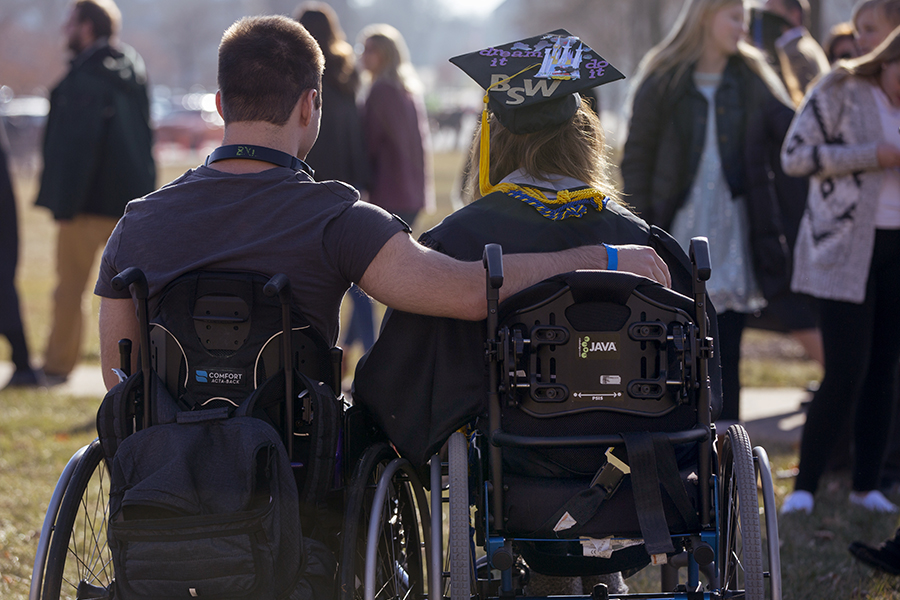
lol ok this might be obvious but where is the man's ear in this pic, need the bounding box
[298,89,318,126]
[215,91,224,119]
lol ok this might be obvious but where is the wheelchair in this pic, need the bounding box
[357,238,781,600]
[30,269,432,600]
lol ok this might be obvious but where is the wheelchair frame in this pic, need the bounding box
[357,238,781,600]
[30,269,433,600]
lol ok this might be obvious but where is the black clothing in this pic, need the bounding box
[36,40,155,220]
[621,56,791,299]
[795,230,900,493]
[353,191,721,466]
[305,80,368,189]
[0,129,32,372]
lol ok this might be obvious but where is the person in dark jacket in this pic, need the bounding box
[621,0,793,423]
[36,0,155,383]
[0,119,43,389]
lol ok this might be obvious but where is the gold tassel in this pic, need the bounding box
[478,63,542,197]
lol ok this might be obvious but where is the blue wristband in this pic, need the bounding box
[603,243,618,271]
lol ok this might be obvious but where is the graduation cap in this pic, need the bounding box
[450,30,624,196]
[450,29,625,135]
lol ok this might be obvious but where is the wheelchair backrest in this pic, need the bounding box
[495,270,706,466]
[148,270,337,411]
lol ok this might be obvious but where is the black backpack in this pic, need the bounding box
[97,270,339,600]
[102,371,335,600]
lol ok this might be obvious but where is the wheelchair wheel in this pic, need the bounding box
[338,442,425,600]
[448,431,471,600]
[41,439,113,600]
[719,424,765,600]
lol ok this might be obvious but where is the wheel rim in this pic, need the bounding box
[340,444,425,600]
[368,474,421,599]
[42,440,113,600]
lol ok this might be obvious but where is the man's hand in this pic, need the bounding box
[611,244,671,288]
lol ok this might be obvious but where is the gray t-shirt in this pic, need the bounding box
[95,165,405,345]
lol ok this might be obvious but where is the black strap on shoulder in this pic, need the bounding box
[206,144,314,177]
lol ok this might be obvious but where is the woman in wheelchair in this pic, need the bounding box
[354,30,717,479]
[354,30,729,598]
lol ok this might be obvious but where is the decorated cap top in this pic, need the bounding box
[449,29,625,134]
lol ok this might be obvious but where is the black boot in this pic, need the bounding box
[849,529,900,576]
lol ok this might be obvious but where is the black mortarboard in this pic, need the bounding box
[450,29,625,135]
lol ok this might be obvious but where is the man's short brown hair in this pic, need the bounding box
[73,0,121,39]
[217,15,324,126]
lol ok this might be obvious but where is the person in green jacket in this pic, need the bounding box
[36,0,155,383]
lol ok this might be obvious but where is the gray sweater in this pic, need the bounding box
[781,69,885,303]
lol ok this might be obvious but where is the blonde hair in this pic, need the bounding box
[359,24,421,94]
[852,0,900,31]
[628,0,792,108]
[463,99,620,205]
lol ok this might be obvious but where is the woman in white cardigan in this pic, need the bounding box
[780,26,900,514]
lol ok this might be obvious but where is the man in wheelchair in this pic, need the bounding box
[93,16,670,393]
[353,31,725,597]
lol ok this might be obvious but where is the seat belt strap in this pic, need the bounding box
[622,432,675,563]
[651,433,700,531]
[540,446,629,536]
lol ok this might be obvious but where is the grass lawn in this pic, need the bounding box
[2,151,898,598]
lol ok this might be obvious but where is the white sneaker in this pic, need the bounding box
[849,490,899,513]
[780,490,814,515]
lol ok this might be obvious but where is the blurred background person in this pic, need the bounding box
[853,0,900,55]
[36,0,155,384]
[828,0,900,493]
[779,27,900,515]
[358,23,434,231]
[0,118,42,389]
[294,2,371,373]
[763,0,830,106]
[746,0,826,374]
[620,0,793,424]
[350,23,434,356]
[294,2,367,190]
[824,21,861,63]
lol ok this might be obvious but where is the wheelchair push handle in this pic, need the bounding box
[689,237,711,283]
[263,273,292,303]
[111,267,152,429]
[264,273,296,457]
[483,243,504,291]
[112,267,149,299]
